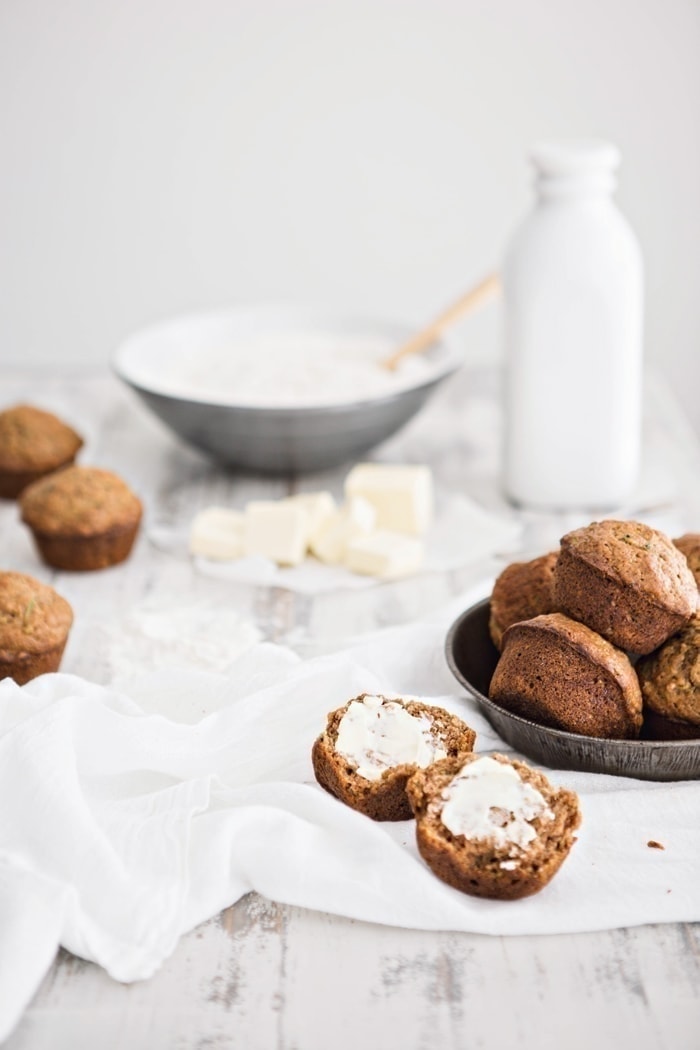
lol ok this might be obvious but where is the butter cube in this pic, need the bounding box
[285,491,337,547]
[345,530,424,579]
[309,496,376,564]
[344,464,433,535]
[244,500,308,566]
[189,506,245,560]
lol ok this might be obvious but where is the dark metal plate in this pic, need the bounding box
[445,598,700,781]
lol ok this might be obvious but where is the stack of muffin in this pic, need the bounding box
[0,404,142,684]
[488,520,700,741]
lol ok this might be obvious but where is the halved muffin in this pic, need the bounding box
[312,693,476,821]
[407,752,581,900]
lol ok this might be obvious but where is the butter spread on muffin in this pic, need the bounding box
[438,755,554,849]
[20,465,143,571]
[312,693,476,821]
[0,404,83,499]
[334,693,448,779]
[0,571,73,684]
[407,752,580,900]
[554,519,698,655]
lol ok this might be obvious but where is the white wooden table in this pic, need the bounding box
[2,365,699,1050]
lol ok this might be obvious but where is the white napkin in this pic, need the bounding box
[1,585,699,1041]
[149,493,523,595]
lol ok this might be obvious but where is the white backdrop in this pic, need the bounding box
[1,0,698,429]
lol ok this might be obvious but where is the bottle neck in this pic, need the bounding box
[536,171,617,202]
[531,139,620,203]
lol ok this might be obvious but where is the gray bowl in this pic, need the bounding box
[112,305,460,474]
[445,598,700,781]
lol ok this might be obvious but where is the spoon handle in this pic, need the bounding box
[382,272,500,370]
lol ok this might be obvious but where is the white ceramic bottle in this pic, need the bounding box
[502,139,643,510]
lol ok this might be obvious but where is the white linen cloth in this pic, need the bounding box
[1,585,699,1041]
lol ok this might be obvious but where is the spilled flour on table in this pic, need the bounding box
[98,593,263,683]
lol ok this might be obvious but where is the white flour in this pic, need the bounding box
[149,332,442,407]
[100,595,263,684]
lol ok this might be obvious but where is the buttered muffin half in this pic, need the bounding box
[312,693,476,821]
[407,752,581,900]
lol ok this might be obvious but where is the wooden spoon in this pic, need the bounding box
[381,272,500,370]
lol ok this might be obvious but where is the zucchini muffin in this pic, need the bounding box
[0,404,83,499]
[20,465,143,571]
[489,612,643,739]
[554,520,698,655]
[407,752,581,900]
[673,534,700,587]
[312,693,476,821]
[637,613,700,740]
[489,551,558,650]
[0,571,73,683]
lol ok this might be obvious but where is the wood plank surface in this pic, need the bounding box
[7,901,699,1050]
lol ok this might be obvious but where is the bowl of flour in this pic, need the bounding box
[113,304,460,473]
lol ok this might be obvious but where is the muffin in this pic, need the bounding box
[0,404,83,499]
[489,612,643,739]
[20,466,143,571]
[637,613,700,740]
[489,551,558,649]
[554,520,698,655]
[407,752,581,900]
[673,534,700,587]
[0,571,73,684]
[312,693,476,821]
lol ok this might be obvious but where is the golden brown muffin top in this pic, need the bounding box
[20,466,142,537]
[637,613,700,726]
[674,534,700,584]
[561,520,698,617]
[0,571,73,654]
[0,404,83,472]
